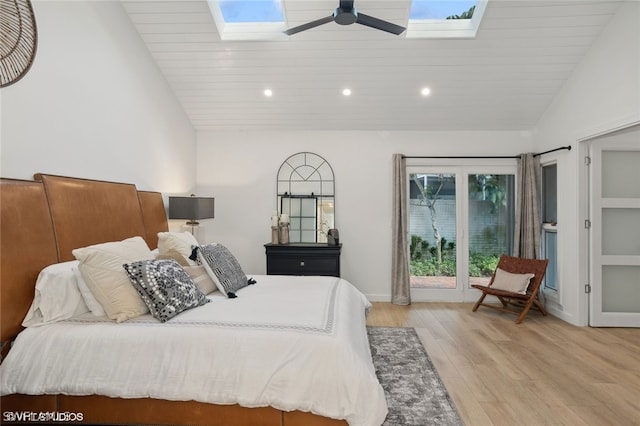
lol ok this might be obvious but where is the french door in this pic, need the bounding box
[589,126,640,327]
[408,163,515,302]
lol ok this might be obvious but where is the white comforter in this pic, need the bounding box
[0,275,387,426]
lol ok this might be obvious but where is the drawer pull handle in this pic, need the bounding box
[300,261,305,267]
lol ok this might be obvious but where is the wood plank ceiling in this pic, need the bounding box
[121,0,623,131]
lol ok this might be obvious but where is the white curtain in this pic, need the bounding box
[514,153,541,258]
[391,154,411,305]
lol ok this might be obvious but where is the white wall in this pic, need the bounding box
[196,130,532,299]
[533,1,640,325]
[0,1,196,194]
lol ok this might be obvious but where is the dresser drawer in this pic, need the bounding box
[268,255,339,276]
[264,243,342,277]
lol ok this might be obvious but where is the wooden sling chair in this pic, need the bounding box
[471,255,549,324]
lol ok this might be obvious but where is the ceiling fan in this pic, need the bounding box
[284,0,406,36]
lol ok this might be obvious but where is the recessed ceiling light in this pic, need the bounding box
[264,89,273,97]
[421,87,431,96]
[342,88,352,96]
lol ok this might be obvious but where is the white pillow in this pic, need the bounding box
[73,236,154,323]
[490,268,535,294]
[157,232,200,266]
[73,267,106,317]
[22,261,90,327]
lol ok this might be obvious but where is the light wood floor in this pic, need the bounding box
[366,302,640,426]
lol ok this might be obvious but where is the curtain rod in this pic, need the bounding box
[533,145,572,157]
[403,145,571,160]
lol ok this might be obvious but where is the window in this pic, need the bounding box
[219,0,284,23]
[406,0,488,39]
[543,163,557,224]
[542,163,558,291]
[543,229,558,291]
[208,0,286,41]
[410,0,478,19]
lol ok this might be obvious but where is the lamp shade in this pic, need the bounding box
[169,196,215,224]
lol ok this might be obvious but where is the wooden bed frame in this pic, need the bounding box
[0,174,346,426]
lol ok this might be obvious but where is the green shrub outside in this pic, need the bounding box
[410,235,500,277]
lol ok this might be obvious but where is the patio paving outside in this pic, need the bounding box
[410,275,491,289]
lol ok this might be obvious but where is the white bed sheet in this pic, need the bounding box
[0,275,387,426]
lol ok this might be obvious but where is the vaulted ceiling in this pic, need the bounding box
[121,0,623,131]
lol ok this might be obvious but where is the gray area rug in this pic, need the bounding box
[367,327,463,426]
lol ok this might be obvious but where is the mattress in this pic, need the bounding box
[0,275,388,426]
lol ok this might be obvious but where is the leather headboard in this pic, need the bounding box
[35,174,148,261]
[0,179,58,342]
[138,190,169,250]
[1,175,168,344]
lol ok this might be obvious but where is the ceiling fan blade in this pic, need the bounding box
[356,12,406,35]
[339,0,354,10]
[284,15,334,35]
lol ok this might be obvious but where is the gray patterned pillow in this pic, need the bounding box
[123,259,209,322]
[197,244,255,298]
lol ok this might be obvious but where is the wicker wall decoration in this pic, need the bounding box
[1,0,38,88]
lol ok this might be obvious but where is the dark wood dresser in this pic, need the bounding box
[264,243,342,277]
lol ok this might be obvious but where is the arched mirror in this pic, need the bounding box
[277,152,335,243]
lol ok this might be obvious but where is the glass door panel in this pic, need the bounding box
[602,266,640,313]
[409,172,457,290]
[602,208,640,255]
[467,174,515,287]
[601,151,640,198]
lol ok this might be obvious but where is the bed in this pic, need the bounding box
[0,174,387,426]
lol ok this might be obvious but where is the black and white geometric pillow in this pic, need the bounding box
[123,259,209,322]
[197,244,255,298]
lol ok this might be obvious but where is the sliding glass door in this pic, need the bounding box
[408,164,515,302]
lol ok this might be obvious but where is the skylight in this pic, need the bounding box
[208,0,488,41]
[208,0,286,41]
[410,0,477,20]
[406,0,488,39]
[218,0,283,23]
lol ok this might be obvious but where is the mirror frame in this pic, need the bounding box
[276,152,335,243]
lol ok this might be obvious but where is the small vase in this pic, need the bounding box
[278,223,290,244]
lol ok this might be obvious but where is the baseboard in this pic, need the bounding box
[546,304,586,326]
[365,294,391,302]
